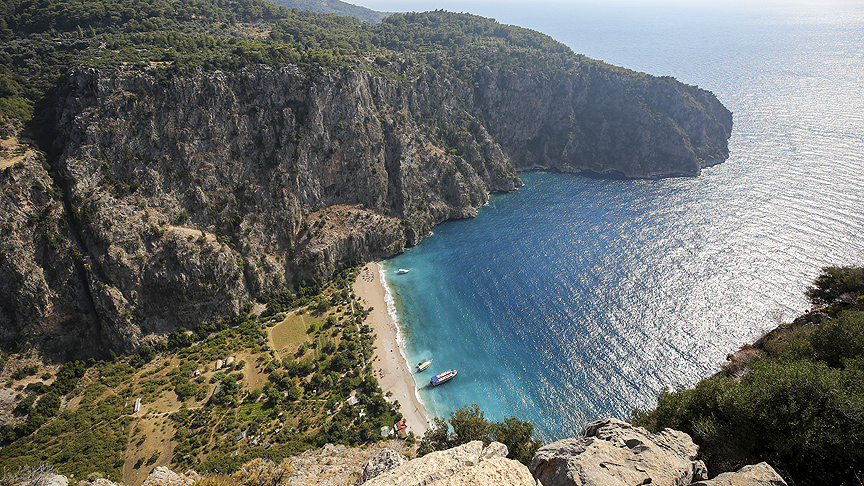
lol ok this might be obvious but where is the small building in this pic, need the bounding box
[395,420,408,438]
[225,356,235,366]
[216,359,223,370]
[347,395,359,406]
[133,397,141,413]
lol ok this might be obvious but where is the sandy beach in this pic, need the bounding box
[354,262,430,437]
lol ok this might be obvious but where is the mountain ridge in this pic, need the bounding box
[1,4,731,356]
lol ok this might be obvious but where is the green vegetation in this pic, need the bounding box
[0,265,405,479]
[418,404,542,466]
[631,265,864,485]
[269,0,388,23]
[1,0,607,129]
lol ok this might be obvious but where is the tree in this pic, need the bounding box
[417,404,542,465]
[805,266,864,306]
[449,404,492,445]
[493,417,543,465]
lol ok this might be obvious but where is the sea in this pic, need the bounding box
[358,0,864,441]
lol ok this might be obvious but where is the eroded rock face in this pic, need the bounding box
[529,418,708,486]
[359,448,408,483]
[361,441,536,486]
[0,60,732,354]
[691,463,787,486]
[141,466,200,486]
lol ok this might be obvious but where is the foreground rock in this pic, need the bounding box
[530,418,708,486]
[361,441,537,485]
[359,448,408,483]
[141,467,200,486]
[692,463,787,486]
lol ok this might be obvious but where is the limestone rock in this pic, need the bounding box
[141,467,197,486]
[529,418,708,486]
[41,475,69,486]
[0,59,731,355]
[281,441,411,486]
[90,479,120,486]
[359,448,408,483]
[362,441,535,486]
[436,457,538,486]
[692,463,787,486]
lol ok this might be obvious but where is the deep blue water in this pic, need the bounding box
[364,0,864,441]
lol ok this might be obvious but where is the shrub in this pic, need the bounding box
[417,404,542,465]
[806,266,864,307]
[632,308,864,485]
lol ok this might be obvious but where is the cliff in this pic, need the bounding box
[9,421,786,486]
[0,27,731,356]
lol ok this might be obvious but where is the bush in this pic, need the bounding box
[806,266,864,307]
[417,404,542,465]
[632,308,864,484]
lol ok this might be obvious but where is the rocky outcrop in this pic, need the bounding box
[359,448,408,483]
[691,463,787,486]
[140,467,200,486]
[361,441,537,485]
[281,441,413,486]
[0,148,102,357]
[530,418,708,486]
[0,57,731,354]
[474,68,732,177]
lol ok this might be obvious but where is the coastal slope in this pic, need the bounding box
[0,9,732,355]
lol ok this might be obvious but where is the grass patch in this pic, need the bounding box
[269,314,315,352]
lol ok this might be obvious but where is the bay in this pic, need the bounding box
[360,0,864,441]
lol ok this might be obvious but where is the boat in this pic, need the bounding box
[417,359,432,372]
[430,369,457,386]
[396,269,410,274]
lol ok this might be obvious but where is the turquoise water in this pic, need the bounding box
[369,0,864,441]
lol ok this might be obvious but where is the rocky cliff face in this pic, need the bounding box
[0,61,731,355]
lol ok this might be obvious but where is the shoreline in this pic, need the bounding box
[354,262,430,436]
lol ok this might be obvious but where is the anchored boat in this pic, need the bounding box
[396,269,410,274]
[417,359,432,372]
[430,369,457,386]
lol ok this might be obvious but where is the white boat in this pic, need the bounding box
[430,369,457,386]
[396,269,410,274]
[417,359,432,372]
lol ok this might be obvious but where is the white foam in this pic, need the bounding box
[377,262,431,424]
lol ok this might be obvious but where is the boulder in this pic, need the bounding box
[141,467,199,486]
[41,475,69,486]
[529,418,707,486]
[359,449,407,484]
[692,462,787,486]
[362,441,536,486]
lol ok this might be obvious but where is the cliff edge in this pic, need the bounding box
[0,12,732,356]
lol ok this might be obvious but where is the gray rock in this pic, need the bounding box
[692,462,787,486]
[479,441,508,461]
[529,418,707,486]
[363,441,535,486]
[90,479,119,486]
[0,59,732,355]
[40,475,69,486]
[142,466,195,486]
[359,448,407,483]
